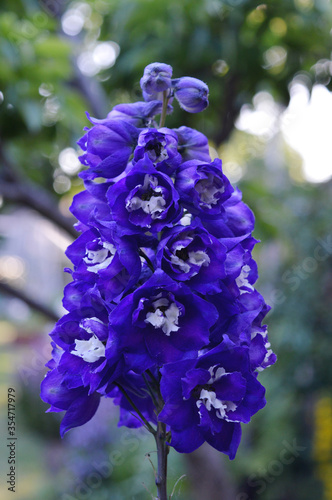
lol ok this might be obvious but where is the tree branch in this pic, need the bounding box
[39,0,109,120]
[212,72,241,146]
[0,143,78,238]
[0,281,59,322]
[0,179,78,238]
[186,443,237,500]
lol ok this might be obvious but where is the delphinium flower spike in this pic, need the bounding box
[41,62,276,500]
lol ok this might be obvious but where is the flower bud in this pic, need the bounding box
[172,77,209,113]
[140,62,173,100]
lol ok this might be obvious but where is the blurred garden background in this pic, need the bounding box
[0,0,332,499]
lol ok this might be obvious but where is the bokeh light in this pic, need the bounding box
[282,83,332,183]
[0,255,25,281]
[77,41,120,76]
[58,147,81,175]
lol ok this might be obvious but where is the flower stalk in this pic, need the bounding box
[154,421,169,500]
[115,383,157,436]
[159,90,169,128]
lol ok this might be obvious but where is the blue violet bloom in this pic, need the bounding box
[41,62,275,461]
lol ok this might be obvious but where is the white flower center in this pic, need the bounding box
[196,365,237,420]
[83,241,116,273]
[146,140,168,163]
[188,250,210,267]
[195,173,225,208]
[208,365,226,383]
[196,389,237,419]
[256,340,274,372]
[156,147,168,163]
[170,240,210,275]
[179,213,192,226]
[144,294,181,336]
[236,264,254,294]
[251,330,267,340]
[126,174,166,219]
[71,335,105,363]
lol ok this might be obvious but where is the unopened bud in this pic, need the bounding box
[172,77,209,113]
[140,63,173,101]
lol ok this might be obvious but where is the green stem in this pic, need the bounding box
[154,421,169,500]
[159,90,169,128]
[115,383,156,435]
[139,249,154,272]
[146,369,160,391]
[142,373,160,409]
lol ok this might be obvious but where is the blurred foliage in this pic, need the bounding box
[0,0,332,499]
[223,129,332,500]
[1,0,332,192]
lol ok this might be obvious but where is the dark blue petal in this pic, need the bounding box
[204,422,242,459]
[60,391,101,437]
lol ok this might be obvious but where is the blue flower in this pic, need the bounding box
[41,367,102,437]
[41,62,275,449]
[78,116,138,180]
[133,128,182,176]
[174,126,211,163]
[207,287,268,348]
[65,227,141,302]
[156,218,227,293]
[158,336,266,458]
[108,101,171,127]
[202,188,255,238]
[41,309,125,435]
[69,185,111,231]
[106,157,182,234]
[175,158,233,218]
[106,270,219,373]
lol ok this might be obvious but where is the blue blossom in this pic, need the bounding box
[175,158,234,218]
[174,126,211,162]
[133,128,182,176]
[77,117,139,181]
[41,62,275,458]
[156,218,227,293]
[69,185,111,232]
[41,367,102,437]
[202,188,255,238]
[65,227,141,302]
[158,336,266,457]
[106,157,182,234]
[107,100,170,127]
[106,269,219,373]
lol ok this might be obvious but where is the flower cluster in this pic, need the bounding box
[41,63,276,459]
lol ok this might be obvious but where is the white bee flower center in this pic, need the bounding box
[83,241,116,273]
[236,264,254,294]
[71,335,105,363]
[145,294,181,336]
[170,239,210,275]
[126,174,166,219]
[195,173,225,208]
[196,365,238,420]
